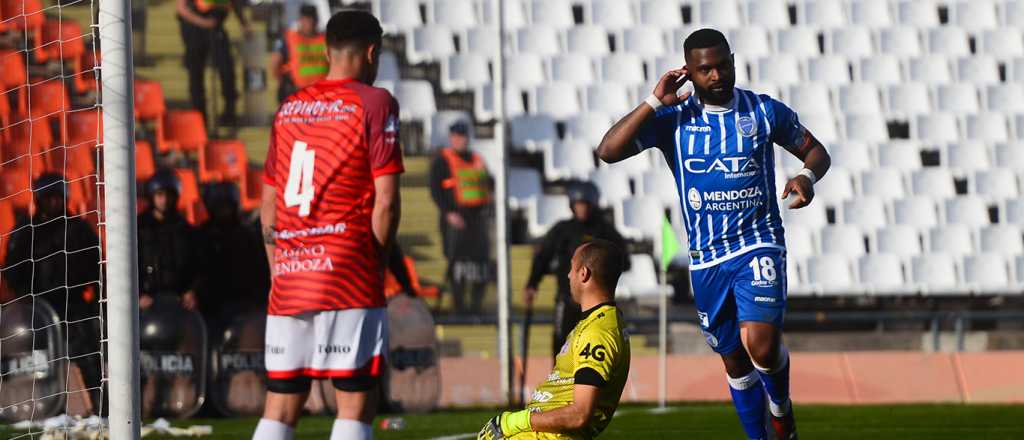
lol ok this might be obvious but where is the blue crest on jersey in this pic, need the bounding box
[738,115,757,138]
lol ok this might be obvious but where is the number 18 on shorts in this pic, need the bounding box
[689,248,787,355]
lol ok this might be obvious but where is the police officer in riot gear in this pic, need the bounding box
[138,169,200,312]
[523,182,628,357]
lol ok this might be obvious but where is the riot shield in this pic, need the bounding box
[0,297,67,423]
[209,313,267,416]
[139,296,208,419]
[385,294,440,413]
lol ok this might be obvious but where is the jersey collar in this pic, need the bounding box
[580,301,616,320]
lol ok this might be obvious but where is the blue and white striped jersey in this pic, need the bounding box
[636,88,806,269]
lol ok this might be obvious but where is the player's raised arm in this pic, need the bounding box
[597,69,690,163]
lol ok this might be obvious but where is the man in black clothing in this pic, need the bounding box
[3,174,103,405]
[428,122,493,315]
[195,182,269,340]
[138,169,200,312]
[523,182,628,357]
[176,0,250,125]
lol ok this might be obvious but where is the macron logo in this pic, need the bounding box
[685,125,712,133]
[754,296,776,303]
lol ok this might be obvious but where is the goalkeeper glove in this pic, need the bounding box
[477,410,532,440]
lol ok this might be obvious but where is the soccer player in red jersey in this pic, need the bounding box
[252,10,402,440]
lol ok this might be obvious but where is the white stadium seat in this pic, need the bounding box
[957,56,1002,85]
[927,27,971,56]
[639,0,684,29]
[928,224,975,257]
[814,167,856,205]
[782,199,829,229]
[616,254,664,298]
[798,113,840,144]
[979,225,1024,256]
[893,196,941,228]
[528,194,573,238]
[860,253,910,295]
[986,84,1024,112]
[915,113,961,143]
[535,83,582,120]
[806,254,859,296]
[787,84,833,117]
[886,83,932,116]
[800,0,848,29]
[566,112,613,146]
[551,54,597,87]
[395,80,437,123]
[590,167,632,208]
[441,54,491,93]
[841,197,888,229]
[979,29,1024,58]
[877,142,923,171]
[1005,198,1024,224]
[850,0,894,28]
[590,0,637,31]
[945,196,992,227]
[475,84,526,121]
[407,26,456,64]
[829,142,875,172]
[566,25,611,57]
[600,54,647,87]
[509,114,558,153]
[821,224,868,257]
[531,0,576,30]
[912,253,964,295]
[935,85,981,114]
[623,28,668,57]
[504,54,547,88]
[615,196,666,241]
[378,0,423,34]
[965,113,1011,143]
[788,256,812,297]
[430,0,479,32]
[585,83,634,116]
[807,56,852,86]
[1007,0,1024,27]
[757,54,804,86]
[874,224,924,257]
[428,110,473,150]
[730,27,773,57]
[465,26,501,56]
[946,142,992,175]
[785,224,818,260]
[544,140,596,181]
[838,83,883,116]
[1014,58,1024,82]
[844,114,889,143]
[470,139,500,174]
[829,27,875,58]
[653,54,687,80]
[698,0,743,30]
[1017,255,1024,290]
[858,55,904,85]
[640,170,679,210]
[878,27,922,57]
[747,0,791,29]
[964,253,1012,294]
[860,168,907,202]
[517,26,562,56]
[775,28,822,60]
[482,0,527,30]
[953,0,999,31]
[508,167,542,210]
[911,168,957,199]
[896,0,940,27]
[907,56,953,84]
[995,142,1024,170]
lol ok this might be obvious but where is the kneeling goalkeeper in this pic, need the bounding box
[480,239,631,440]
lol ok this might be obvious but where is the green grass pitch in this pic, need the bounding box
[119,403,1024,439]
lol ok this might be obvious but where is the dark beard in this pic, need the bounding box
[694,83,733,106]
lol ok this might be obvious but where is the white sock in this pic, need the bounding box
[331,418,373,440]
[253,418,294,440]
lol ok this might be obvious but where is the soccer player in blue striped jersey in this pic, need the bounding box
[597,29,831,440]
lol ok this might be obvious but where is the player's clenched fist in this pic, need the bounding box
[782,174,815,209]
[477,410,532,439]
[652,68,692,107]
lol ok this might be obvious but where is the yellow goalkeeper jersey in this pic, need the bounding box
[523,302,630,440]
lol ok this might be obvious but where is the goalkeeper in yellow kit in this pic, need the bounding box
[479,239,631,440]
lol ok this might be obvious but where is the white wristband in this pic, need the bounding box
[644,94,664,112]
[798,168,817,185]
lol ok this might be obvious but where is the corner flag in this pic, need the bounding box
[660,216,681,272]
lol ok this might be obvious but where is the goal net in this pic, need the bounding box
[0,0,136,437]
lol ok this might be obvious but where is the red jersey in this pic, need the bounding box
[264,79,403,316]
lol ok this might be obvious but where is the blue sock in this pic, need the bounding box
[727,370,767,440]
[755,346,791,418]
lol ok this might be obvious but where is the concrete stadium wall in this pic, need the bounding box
[438,352,1024,407]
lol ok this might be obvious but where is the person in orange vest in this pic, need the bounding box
[176,0,250,126]
[269,4,328,102]
[429,122,494,315]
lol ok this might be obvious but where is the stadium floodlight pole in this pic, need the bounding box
[492,0,514,404]
[99,0,142,438]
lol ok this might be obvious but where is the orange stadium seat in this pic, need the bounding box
[4,119,54,178]
[40,18,85,62]
[29,79,70,140]
[174,168,207,225]
[0,86,10,139]
[74,51,99,94]
[1,50,28,113]
[163,109,206,154]
[0,164,31,211]
[0,199,14,267]
[134,80,176,152]
[135,140,156,183]
[240,167,263,211]
[198,139,247,183]
[1,0,46,62]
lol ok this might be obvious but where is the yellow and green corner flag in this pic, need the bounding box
[660,215,681,272]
